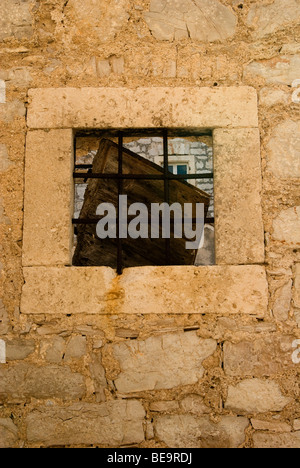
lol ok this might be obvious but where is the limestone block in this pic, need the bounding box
[247,0,300,39]
[21,265,268,317]
[213,128,265,265]
[113,331,217,393]
[23,129,74,266]
[251,419,291,433]
[0,0,34,41]
[66,0,129,43]
[0,418,19,448]
[154,414,248,448]
[180,394,210,415]
[6,339,35,361]
[0,99,26,123]
[144,0,237,42]
[26,400,145,446]
[0,363,86,401]
[272,206,300,247]
[0,144,12,172]
[223,335,296,378]
[117,265,268,317]
[64,335,87,360]
[273,280,292,321]
[244,55,300,85]
[253,432,300,449]
[225,379,291,413]
[267,120,300,178]
[21,267,116,315]
[27,87,258,130]
[294,264,300,308]
[259,88,290,107]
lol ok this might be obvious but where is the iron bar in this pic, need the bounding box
[163,129,171,265]
[73,172,214,180]
[72,217,215,225]
[117,131,123,275]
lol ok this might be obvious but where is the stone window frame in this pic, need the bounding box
[20,86,267,316]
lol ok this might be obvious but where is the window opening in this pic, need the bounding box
[72,129,214,274]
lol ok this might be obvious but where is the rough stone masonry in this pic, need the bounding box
[0,0,300,449]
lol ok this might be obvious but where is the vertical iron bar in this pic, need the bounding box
[163,129,171,265]
[117,131,123,275]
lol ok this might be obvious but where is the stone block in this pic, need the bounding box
[23,129,74,266]
[6,339,35,361]
[294,264,300,308]
[113,331,217,393]
[272,206,300,247]
[0,418,18,448]
[144,0,237,42]
[223,335,296,378]
[267,120,300,178]
[154,414,248,448]
[244,56,300,85]
[66,0,129,43]
[0,144,12,172]
[21,265,268,317]
[253,432,300,449]
[27,87,258,130]
[247,0,300,39]
[64,335,87,360]
[0,0,33,41]
[21,267,116,315]
[225,379,291,413]
[26,400,145,446]
[118,265,268,317]
[180,394,210,415]
[213,128,265,265]
[251,419,291,433]
[0,99,26,123]
[273,280,292,321]
[0,363,86,401]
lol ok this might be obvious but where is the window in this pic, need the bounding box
[21,86,266,317]
[72,129,215,273]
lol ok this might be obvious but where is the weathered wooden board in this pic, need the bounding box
[73,139,210,269]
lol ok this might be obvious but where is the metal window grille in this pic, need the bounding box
[72,129,214,275]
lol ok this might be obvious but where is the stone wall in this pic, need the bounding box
[0,0,300,449]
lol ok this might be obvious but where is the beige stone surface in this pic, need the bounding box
[23,129,74,266]
[272,280,292,321]
[0,418,19,448]
[0,363,86,401]
[251,419,291,433]
[113,331,217,393]
[0,144,11,172]
[225,379,291,413]
[247,0,300,39]
[213,128,265,265]
[253,431,300,449]
[27,87,258,130]
[267,120,300,178]
[224,335,296,378]
[118,265,268,316]
[154,414,248,448]
[21,267,116,315]
[272,206,300,246]
[26,400,145,447]
[0,0,34,41]
[244,55,300,85]
[65,0,130,43]
[144,0,237,42]
[294,264,300,308]
[21,265,268,316]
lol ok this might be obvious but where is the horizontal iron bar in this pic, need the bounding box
[72,217,215,225]
[73,172,214,180]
